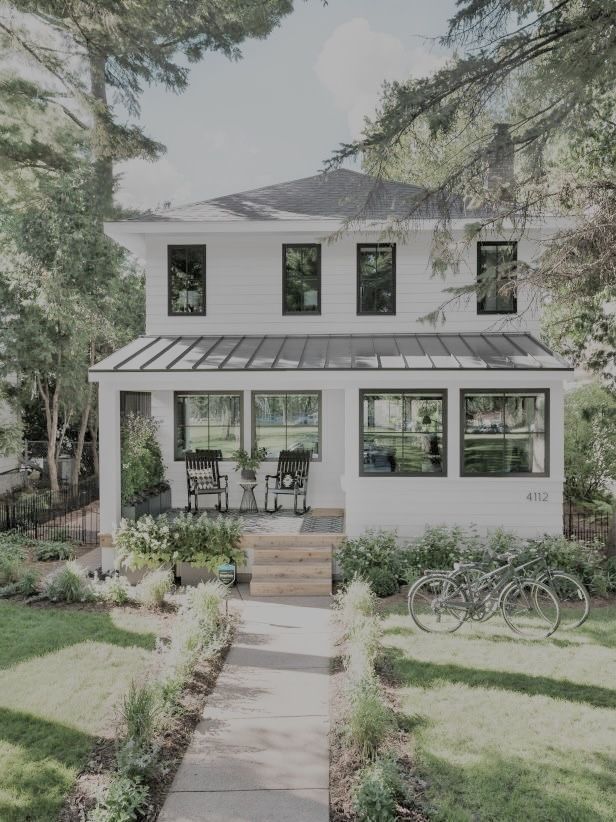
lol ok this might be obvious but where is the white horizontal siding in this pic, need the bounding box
[144,231,541,337]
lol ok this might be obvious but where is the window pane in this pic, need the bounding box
[175,394,240,459]
[358,245,395,314]
[284,246,320,313]
[478,242,516,313]
[362,392,444,474]
[169,245,205,314]
[254,393,320,459]
[463,392,546,474]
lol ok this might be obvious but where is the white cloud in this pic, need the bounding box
[314,18,446,136]
[115,157,192,211]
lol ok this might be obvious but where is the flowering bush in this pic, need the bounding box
[114,513,245,571]
[336,531,404,596]
[121,413,167,504]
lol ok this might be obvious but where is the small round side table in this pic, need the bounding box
[238,480,259,514]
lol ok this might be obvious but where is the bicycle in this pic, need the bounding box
[408,557,561,639]
[446,550,590,630]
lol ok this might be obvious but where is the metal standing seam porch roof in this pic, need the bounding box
[90,333,572,373]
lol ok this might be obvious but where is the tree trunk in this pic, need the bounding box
[38,376,60,492]
[71,387,92,487]
[607,501,616,559]
[87,47,113,214]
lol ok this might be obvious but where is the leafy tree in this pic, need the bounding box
[564,383,616,503]
[0,163,144,490]
[330,1,616,376]
[0,0,295,202]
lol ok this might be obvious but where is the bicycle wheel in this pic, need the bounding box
[409,574,468,633]
[500,579,560,639]
[537,572,590,629]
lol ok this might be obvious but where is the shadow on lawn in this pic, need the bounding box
[387,647,616,710]
[0,706,94,822]
[419,749,616,822]
[0,602,157,669]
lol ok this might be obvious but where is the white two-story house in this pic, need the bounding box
[91,168,571,578]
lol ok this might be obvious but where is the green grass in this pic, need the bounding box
[0,601,163,822]
[383,604,616,821]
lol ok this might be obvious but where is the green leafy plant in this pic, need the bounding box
[404,525,482,581]
[354,756,404,822]
[336,531,404,596]
[33,539,76,561]
[89,775,150,822]
[115,515,173,570]
[43,561,95,603]
[231,447,268,473]
[526,534,613,594]
[137,568,174,609]
[121,413,167,505]
[115,681,161,779]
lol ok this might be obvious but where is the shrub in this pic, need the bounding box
[89,775,150,822]
[115,512,245,572]
[121,412,166,504]
[354,756,403,822]
[345,675,394,759]
[365,566,399,597]
[137,568,174,609]
[0,536,26,585]
[115,515,173,570]
[101,575,132,605]
[186,579,227,628]
[346,616,382,685]
[404,525,482,581]
[526,534,613,594]
[337,531,404,592]
[44,561,95,603]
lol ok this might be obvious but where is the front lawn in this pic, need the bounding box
[383,603,616,822]
[0,601,164,822]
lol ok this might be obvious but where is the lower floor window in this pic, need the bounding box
[462,390,547,475]
[361,391,445,475]
[253,392,320,460]
[175,393,242,460]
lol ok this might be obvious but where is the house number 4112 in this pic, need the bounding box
[527,491,549,502]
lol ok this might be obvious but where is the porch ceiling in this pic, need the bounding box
[90,333,571,373]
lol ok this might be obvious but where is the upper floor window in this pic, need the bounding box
[174,392,242,460]
[282,244,321,314]
[168,245,206,315]
[357,244,396,315]
[361,390,445,475]
[477,241,517,314]
[462,390,547,476]
[253,392,321,460]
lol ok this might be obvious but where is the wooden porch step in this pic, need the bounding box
[250,578,332,597]
[252,546,332,562]
[251,561,331,579]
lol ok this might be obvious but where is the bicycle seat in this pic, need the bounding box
[453,562,480,571]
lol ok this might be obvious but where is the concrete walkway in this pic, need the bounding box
[159,584,332,822]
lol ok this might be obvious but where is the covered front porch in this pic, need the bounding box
[90,332,570,583]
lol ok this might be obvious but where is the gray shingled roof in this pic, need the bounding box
[90,333,571,372]
[129,169,470,222]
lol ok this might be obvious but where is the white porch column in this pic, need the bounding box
[447,387,461,479]
[98,382,121,571]
[342,386,359,535]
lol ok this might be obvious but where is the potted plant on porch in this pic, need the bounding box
[231,447,268,481]
[120,413,172,521]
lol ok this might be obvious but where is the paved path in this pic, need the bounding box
[159,584,332,822]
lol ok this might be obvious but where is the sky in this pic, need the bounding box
[116,0,457,210]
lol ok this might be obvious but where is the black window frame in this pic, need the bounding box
[168,244,207,317]
[282,244,322,316]
[460,388,549,478]
[359,389,447,477]
[357,243,396,316]
[252,390,322,462]
[173,390,243,462]
[477,240,517,315]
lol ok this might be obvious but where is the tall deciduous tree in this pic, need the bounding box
[329,0,616,377]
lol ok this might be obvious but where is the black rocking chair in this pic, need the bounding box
[264,449,312,515]
[185,450,229,513]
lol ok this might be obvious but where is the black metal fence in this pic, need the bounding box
[563,502,612,546]
[0,476,100,545]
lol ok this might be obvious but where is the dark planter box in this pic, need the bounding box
[122,488,172,521]
[159,487,172,513]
